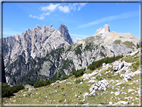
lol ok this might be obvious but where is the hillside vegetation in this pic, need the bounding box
[2,49,140,106]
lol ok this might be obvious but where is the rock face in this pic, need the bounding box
[1,24,140,85]
[1,24,73,70]
[58,24,73,44]
[95,24,110,38]
[104,24,110,32]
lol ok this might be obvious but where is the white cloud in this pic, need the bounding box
[41,4,60,12]
[78,3,87,11]
[29,3,87,20]
[29,14,45,20]
[79,11,139,28]
[58,6,70,13]
[29,14,32,17]
[43,12,50,16]
[29,12,50,20]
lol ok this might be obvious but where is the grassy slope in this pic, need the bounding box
[2,50,140,106]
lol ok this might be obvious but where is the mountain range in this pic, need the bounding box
[1,24,140,85]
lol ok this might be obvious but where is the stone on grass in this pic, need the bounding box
[116,101,129,105]
[115,91,120,96]
[28,86,35,91]
[113,61,119,71]
[23,94,26,97]
[109,101,112,105]
[89,79,109,96]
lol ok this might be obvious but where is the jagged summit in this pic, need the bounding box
[49,24,53,28]
[95,24,110,35]
[58,24,68,34]
[58,24,73,44]
[104,24,110,32]
[1,24,73,68]
[36,24,41,29]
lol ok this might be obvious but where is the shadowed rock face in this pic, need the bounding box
[58,24,73,44]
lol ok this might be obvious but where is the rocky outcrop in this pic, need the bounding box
[89,79,109,96]
[95,24,110,38]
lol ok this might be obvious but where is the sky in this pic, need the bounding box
[3,2,140,41]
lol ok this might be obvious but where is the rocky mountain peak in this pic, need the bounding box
[95,24,110,34]
[104,24,110,32]
[36,24,41,29]
[49,24,53,28]
[14,34,20,41]
[94,24,110,38]
[58,24,68,34]
[58,24,73,44]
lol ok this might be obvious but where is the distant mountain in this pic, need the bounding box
[74,38,81,43]
[2,24,140,85]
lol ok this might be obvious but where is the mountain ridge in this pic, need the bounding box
[1,24,140,85]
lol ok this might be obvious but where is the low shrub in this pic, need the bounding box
[73,68,86,77]
[75,79,83,84]
[96,76,104,81]
[88,55,123,70]
[2,84,24,97]
[28,82,34,86]
[61,75,69,80]
[34,80,55,88]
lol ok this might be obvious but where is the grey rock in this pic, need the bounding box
[104,24,110,32]
[113,61,119,71]
[28,86,35,91]
[89,79,109,96]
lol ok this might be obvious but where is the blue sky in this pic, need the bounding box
[3,2,140,41]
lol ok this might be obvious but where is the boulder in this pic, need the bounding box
[89,79,109,96]
[113,61,119,71]
[118,62,124,70]
[113,61,124,72]
[28,86,35,91]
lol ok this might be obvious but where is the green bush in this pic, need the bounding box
[28,82,34,86]
[61,75,69,80]
[96,76,104,81]
[88,55,123,70]
[75,79,83,84]
[2,84,24,97]
[73,68,86,77]
[33,80,55,88]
